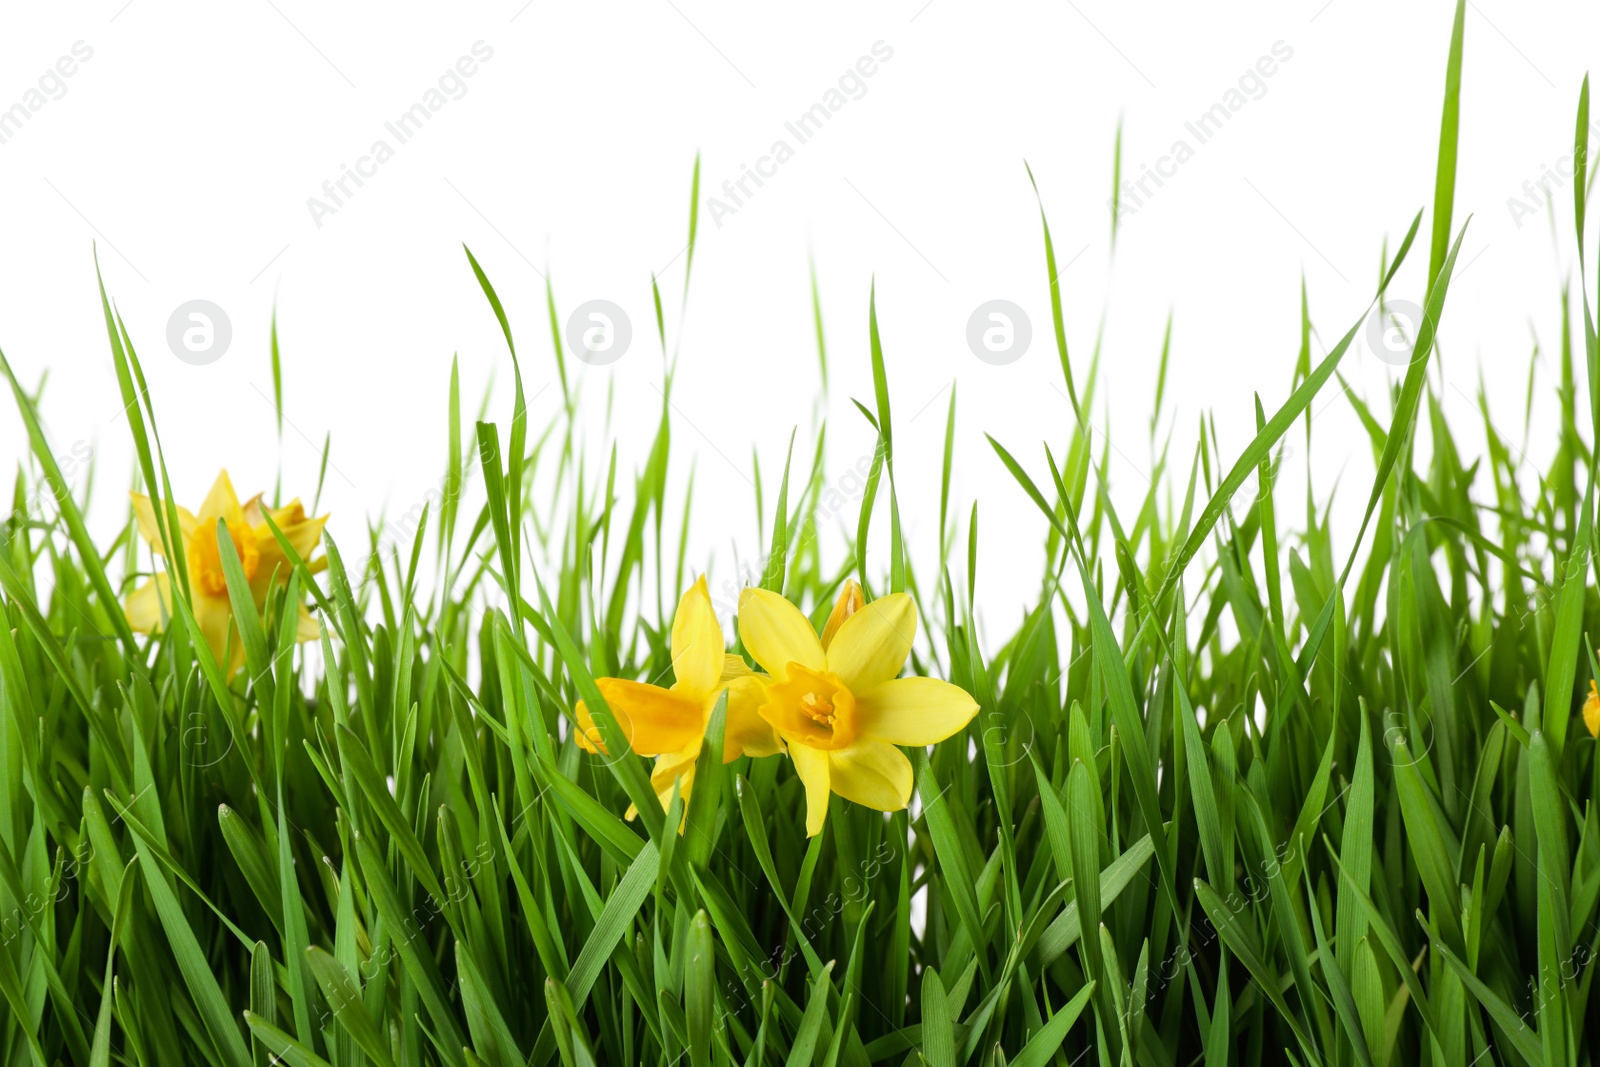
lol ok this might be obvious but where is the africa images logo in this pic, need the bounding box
[0,41,94,147]
[1109,41,1293,226]
[706,41,895,228]
[305,41,495,228]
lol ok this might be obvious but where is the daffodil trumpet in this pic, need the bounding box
[739,580,980,836]
[575,576,782,816]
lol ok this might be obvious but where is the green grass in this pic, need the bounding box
[4,3,1600,1064]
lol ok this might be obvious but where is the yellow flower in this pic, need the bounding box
[1585,680,1600,739]
[124,470,327,679]
[738,581,979,836]
[575,576,783,816]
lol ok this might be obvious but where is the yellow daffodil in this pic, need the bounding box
[576,576,783,816]
[124,470,327,678]
[1585,680,1600,739]
[738,580,979,836]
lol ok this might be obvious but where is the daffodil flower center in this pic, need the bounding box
[189,520,260,597]
[799,690,836,725]
[763,664,856,750]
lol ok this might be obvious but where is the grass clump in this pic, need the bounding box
[4,3,1600,1064]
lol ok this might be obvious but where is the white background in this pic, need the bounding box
[0,0,1591,637]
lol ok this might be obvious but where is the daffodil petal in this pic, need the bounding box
[737,588,824,681]
[855,676,980,746]
[650,743,700,806]
[573,700,604,753]
[296,603,320,643]
[252,502,326,561]
[825,592,916,693]
[587,678,704,756]
[198,470,246,526]
[243,495,309,528]
[193,591,241,680]
[129,493,197,553]
[125,574,173,632]
[670,577,724,697]
[828,739,913,812]
[130,493,162,548]
[251,522,327,606]
[721,674,783,759]
[720,654,756,681]
[820,579,864,651]
[791,743,831,837]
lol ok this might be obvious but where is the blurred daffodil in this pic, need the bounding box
[739,580,979,836]
[576,576,782,816]
[1585,679,1600,739]
[124,470,327,678]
